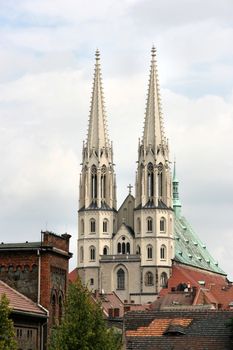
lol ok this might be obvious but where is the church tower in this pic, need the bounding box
[134,47,174,292]
[77,50,117,290]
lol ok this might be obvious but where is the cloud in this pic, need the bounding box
[0,0,232,278]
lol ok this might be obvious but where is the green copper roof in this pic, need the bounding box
[174,214,226,275]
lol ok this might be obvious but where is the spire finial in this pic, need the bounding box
[127,184,133,195]
[151,45,156,58]
[151,45,156,62]
[95,49,100,61]
[173,156,176,180]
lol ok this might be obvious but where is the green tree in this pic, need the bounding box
[0,294,17,350]
[49,280,122,350]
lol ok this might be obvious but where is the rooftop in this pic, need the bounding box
[0,280,47,317]
[125,310,233,350]
[174,215,225,275]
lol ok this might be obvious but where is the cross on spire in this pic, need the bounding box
[127,184,133,194]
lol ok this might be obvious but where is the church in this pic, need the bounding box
[77,48,225,304]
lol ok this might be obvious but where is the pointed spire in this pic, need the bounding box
[143,46,165,149]
[173,157,178,182]
[87,49,110,150]
[172,160,182,216]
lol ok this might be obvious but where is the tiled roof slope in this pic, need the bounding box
[125,310,233,350]
[69,267,79,283]
[93,292,149,318]
[174,215,225,275]
[0,280,47,316]
[156,265,233,310]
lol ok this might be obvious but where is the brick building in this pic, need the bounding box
[0,280,48,350]
[0,230,72,337]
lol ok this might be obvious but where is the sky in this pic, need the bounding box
[0,0,233,277]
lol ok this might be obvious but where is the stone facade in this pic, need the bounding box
[77,48,174,303]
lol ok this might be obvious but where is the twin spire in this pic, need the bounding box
[87,47,165,153]
[87,49,110,151]
[143,46,165,150]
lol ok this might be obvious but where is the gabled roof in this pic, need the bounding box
[151,291,195,310]
[0,280,47,317]
[174,215,225,275]
[118,193,135,212]
[113,222,135,238]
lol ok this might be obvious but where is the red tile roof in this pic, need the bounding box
[126,318,193,337]
[158,264,233,310]
[0,280,47,316]
[68,267,79,283]
[92,291,150,318]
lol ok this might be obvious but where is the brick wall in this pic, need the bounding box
[0,231,72,333]
[0,251,39,302]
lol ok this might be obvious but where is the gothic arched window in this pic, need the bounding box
[90,218,96,233]
[81,219,84,234]
[137,217,141,234]
[145,271,154,286]
[117,242,121,254]
[160,217,166,232]
[103,246,109,255]
[80,246,84,263]
[51,291,57,325]
[158,163,163,197]
[101,165,106,199]
[126,242,130,254]
[117,268,125,290]
[160,245,166,260]
[58,293,63,325]
[147,217,153,232]
[103,218,108,233]
[122,242,126,254]
[136,245,141,255]
[160,272,168,288]
[147,163,154,197]
[90,246,96,261]
[147,245,153,260]
[91,165,97,200]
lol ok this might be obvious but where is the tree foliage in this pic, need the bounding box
[0,294,17,350]
[49,280,122,350]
